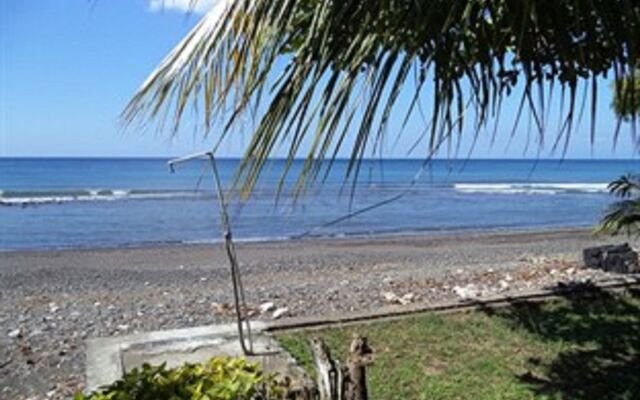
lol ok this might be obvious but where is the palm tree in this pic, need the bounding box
[596,68,640,237]
[613,69,640,119]
[596,174,640,237]
[124,0,640,195]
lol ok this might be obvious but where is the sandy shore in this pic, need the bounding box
[0,228,636,399]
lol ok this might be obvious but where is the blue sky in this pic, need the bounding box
[1,0,638,159]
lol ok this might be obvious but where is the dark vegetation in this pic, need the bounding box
[598,174,640,237]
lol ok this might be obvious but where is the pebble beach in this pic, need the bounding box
[1,228,638,399]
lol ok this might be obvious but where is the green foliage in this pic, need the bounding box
[596,174,640,237]
[125,0,640,195]
[613,71,640,119]
[74,357,284,400]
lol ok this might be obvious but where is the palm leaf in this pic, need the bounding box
[596,173,640,237]
[607,174,640,198]
[124,0,640,195]
[613,69,640,121]
[596,198,640,237]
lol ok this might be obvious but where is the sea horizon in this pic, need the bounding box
[1,158,637,251]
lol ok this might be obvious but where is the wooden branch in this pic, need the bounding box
[311,337,340,400]
[344,335,373,400]
[310,335,373,400]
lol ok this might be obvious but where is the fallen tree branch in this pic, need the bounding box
[311,335,373,400]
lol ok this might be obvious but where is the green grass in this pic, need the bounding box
[277,289,640,400]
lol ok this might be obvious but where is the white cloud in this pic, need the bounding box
[148,0,219,14]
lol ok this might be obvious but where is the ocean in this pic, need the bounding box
[0,158,637,251]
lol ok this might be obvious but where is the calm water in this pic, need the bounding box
[0,158,637,251]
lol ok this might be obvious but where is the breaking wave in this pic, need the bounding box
[0,189,205,207]
[454,183,609,195]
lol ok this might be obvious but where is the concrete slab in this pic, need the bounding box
[86,321,311,392]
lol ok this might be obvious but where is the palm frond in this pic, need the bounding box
[597,173,640,237]
[596,198,640,237]
[607,174,640,198]
[125,0,640,195]
[613,68,640,120]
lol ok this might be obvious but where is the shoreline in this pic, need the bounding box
[0,224,596,255]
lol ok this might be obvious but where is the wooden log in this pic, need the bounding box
[311,337,341,400]
[344,336,373,400]
[310,335,373,400]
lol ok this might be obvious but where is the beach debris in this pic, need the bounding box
[211,302,233,315]
[210,302,255,317]
[246,309,258,318]
[8,329,21,339]
[452,284,482,300]
[534,257,548,265]
[519,255,548,265]
[382,291,416,305]
[200,277,208,282]
[400,293,416,304]
[382,291,400,303]
[497,280,510,291]
[583,243,639,273]
[272,307,289,319]
[259,301,276,314]
[48,302,60,313]
[117,324,129,332]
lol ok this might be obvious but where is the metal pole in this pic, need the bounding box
[168,151,254,355]
[207,153,254,355]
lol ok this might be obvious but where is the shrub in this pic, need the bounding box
[596,174,640,237]
[75,357,285,400]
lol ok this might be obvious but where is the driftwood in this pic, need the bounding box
[344,336,373,400]
[311,337,339,400]
[311,335,373,400]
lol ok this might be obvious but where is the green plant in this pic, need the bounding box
[74,357,285,400]
[613,70,640,120]
[596,174,640,237]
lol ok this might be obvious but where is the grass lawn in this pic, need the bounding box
[277,289,640,400]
